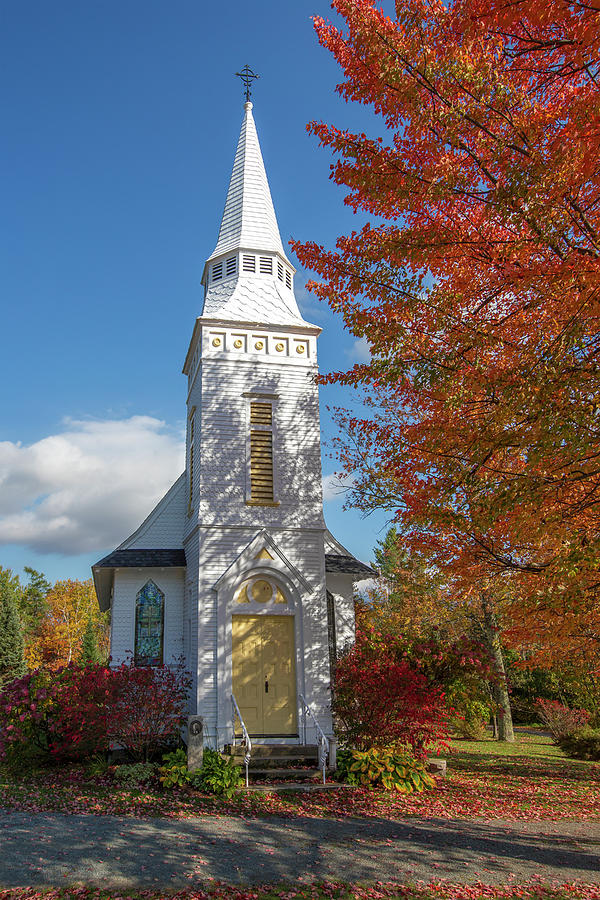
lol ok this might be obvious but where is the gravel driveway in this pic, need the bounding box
[0,811,599,888]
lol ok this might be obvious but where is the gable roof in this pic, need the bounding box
[325,554,375,577]
[118,473,186,550]
[92,548,186,612]
[324,527,376,578]
[94,548,186,568]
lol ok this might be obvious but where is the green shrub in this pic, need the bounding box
[336,746,435,793]
[193,748,243,798]
[86,754,110,778]
[113,762,157,787]
[159,748,191,789]
[558,726,600,761]
[451,699,490,740]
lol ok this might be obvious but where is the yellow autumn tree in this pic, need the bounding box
[26,579,109,670]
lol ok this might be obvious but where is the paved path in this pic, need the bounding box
[0,812,599,888]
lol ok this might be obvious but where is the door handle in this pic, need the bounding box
[264,679,269,693]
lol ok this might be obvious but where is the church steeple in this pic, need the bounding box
[208,101,287,263]
[200,102,308,326]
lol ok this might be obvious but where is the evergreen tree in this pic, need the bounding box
[79,617,102,665]
[0,568,26,689]
[19,567,50,638]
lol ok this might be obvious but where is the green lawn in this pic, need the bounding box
[0,728,598,822]
[448,729,564,758]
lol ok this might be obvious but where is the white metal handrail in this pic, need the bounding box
[299,692,328,785]
[231,693,252,787]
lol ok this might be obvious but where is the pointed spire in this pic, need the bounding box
[208,102,288,262]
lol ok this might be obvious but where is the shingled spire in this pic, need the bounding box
[208,101,287,262]
[201,102,308,326]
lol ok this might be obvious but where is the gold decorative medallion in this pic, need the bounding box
[275,343,284,352]
[296,344,305,354]
[251,579,273,603]
[233,339,243,349]
[212,337,221,348]
[255,341,264,351]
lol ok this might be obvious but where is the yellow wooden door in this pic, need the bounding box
[232,615,297,736]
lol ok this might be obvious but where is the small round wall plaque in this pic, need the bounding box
[212,337,221,347]
[255,341,264,350]
[296,344,305,354]
[233,339,243,349]
[275,343,284,352]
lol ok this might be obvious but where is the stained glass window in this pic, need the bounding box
[135,580,164,666]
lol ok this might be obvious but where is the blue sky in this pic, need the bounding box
[0,1,391,585]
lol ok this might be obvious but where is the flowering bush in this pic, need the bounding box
[0,661,191,765]
[0,665,114,764]
[333,631,451,756]
[109,661,192,762]
[535,698,591,742]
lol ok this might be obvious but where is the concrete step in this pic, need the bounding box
[242,757,319,770]
[242,783,355,794]
[247,767,323,781]
[229,744,318,759]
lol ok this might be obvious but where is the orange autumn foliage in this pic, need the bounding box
[25,579,109,671]
[293,1,600,666]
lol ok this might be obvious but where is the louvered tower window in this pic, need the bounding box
[249,402,274,503]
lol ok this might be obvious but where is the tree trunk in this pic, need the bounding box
[486,683,498,738]
[481,595,515,743]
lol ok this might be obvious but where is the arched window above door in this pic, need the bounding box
[235,577,287,605]
[135,580,164,666]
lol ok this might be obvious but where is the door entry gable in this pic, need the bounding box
[213,529,312,598]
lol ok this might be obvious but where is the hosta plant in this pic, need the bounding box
[193,747,243,799]
[159,748,191,789]
[337,747,435,793]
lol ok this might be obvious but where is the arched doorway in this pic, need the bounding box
[231,577,297,737]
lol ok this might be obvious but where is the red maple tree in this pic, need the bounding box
[293,0,600,665]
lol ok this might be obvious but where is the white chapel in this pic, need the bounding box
[92,97,372,750]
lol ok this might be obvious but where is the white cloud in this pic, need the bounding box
[0,416,185,555]
[354,577,380,597]
[348,337,371,363]
[322,471,354,503]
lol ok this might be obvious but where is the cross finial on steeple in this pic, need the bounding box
[235,65,259,103]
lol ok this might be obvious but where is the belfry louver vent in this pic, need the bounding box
[250,402,273,427]
[259,257,273,275]
[285,270,292,289]
[243,255,256,272]
[212,262,223,281]
[226,256,237,276]
[249,402,274,503]
[277,261,284,281]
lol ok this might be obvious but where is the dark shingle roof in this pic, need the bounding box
[93,548,186,569]
[325,554,375,577]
